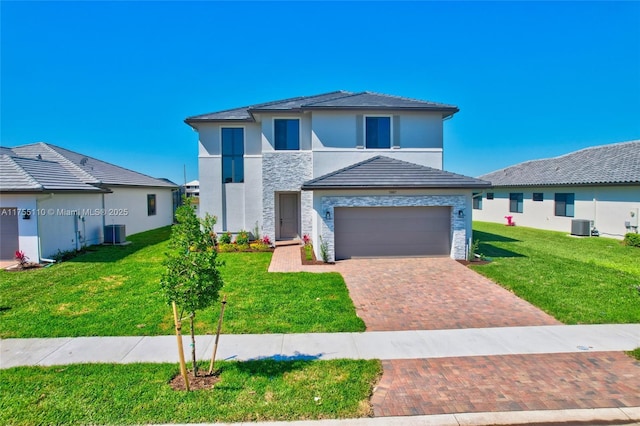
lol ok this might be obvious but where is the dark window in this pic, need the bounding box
[486,192,494,200]
[274,119,299,150]
[533,193,544,202]
[509,193,523,213]
[147,194,156,216]
[365,116,391,149]
[472,193,482,210]
[554,193,575,217]
[222,127,244,183]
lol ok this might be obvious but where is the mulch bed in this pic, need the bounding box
[169,369,221,391]
[300,246,334,265]
[456,259,490,266]
[4,262,43,272]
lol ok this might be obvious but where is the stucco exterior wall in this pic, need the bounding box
[198,155,223,231]
[194,108,454,246]
[473,185,640,238]
[311,110,444,150]
[197,122,262,233]
[103,187,174,236]
[310,189,472,261]
[36,193,104,259]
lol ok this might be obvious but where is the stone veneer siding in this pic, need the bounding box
[320,195,468,261]
[262,152,313,242]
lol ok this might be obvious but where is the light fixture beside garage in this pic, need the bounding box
[458,208,465,218]
[325,210,332,220]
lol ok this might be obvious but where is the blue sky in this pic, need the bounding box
[2,1,639,185]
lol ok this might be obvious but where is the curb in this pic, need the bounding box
[155,407,640,426]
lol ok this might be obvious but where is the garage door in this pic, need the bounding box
[334,206,451,260]
[0,208,19,260]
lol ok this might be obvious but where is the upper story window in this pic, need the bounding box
[274,119,300,150]
[554,193,574,217]
[365,116,391,149]
[486,192,494,200]
[222,127,244,183]
[509,193,523,213]
[533,193,544,201]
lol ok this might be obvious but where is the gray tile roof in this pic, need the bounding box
[480,140,640,187]
[1,142,176,192]
[302,156,491,190]
[185,91,458,123]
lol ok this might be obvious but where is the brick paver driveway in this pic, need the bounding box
[335,257,560,331]
[333,257,640,417]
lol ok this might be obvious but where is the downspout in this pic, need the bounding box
[101,193,106,243]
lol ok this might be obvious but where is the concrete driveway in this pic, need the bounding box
[334,257,561,331]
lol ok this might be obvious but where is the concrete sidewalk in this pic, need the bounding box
[2,324,638,368]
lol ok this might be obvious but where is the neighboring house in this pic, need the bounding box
[186,91,489,261]
[0,142,177,262]
[183,180,200,198]
[474,140,640,238]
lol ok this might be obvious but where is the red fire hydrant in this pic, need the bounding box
[504,215,515,226]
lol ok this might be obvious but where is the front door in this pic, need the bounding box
[279,193,299,239]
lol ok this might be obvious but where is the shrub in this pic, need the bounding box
[302,234,311,245]
[623,233,640,248]
[217,243,238,252]
[219,232,232,244]
[261,235,272,246]
[236,243,251,252]
[252,221,260,240]
[304,244,314,261]
[468,239,481,261]
[235,230,249,245]
[319,236,329,263]
[250,241,271,251]
[52,248,81,263]
[14,250,28,266]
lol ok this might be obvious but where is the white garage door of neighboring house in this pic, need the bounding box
[334,206,451,260]
[0,208,19,260]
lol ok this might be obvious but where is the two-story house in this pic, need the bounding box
[185,91,489,261]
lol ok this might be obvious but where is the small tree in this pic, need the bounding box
[161,198,224,377]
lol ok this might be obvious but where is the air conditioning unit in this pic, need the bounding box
[571,219,591,237]
[104,224,126,244]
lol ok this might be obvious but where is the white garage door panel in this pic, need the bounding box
[334,206,451,259]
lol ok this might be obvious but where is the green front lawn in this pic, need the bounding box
[471,222,640,324]
[0,359,382,425]
[0,227,364,338]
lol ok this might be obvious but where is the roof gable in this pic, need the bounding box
[480,140,640,187]
[302,156,490,190]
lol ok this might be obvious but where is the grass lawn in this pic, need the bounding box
[0,227,364,338]
[0,359,381,425]
[471,221,640,324]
